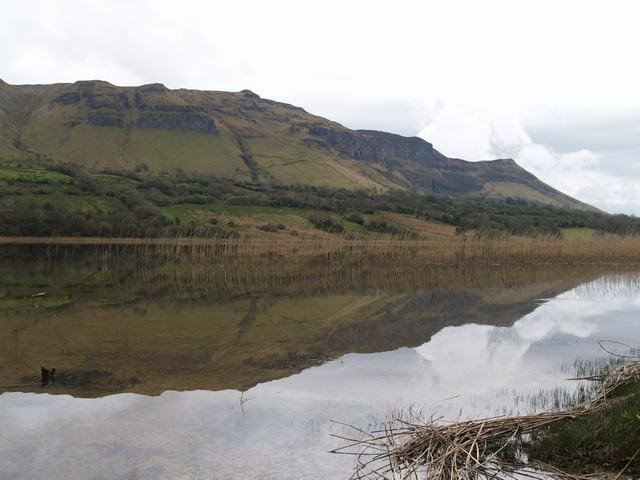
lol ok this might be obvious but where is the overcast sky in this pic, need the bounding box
[2,0,639,214]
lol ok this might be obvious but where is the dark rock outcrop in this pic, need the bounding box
[52,91,81,106]
[133,84,168,108]
[137,111,217,133]
[48,81,217,133]
[84,89,130,110]
[132,84,217,133]
[308,126,446,166]
[68,81,131,110]
[87,113,125,127]
[241,89,260,98]
[138,83,168,93]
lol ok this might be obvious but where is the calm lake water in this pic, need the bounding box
[0,249,639,479]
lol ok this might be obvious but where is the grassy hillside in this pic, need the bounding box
[0,162,638,238]
[0,79,594,210]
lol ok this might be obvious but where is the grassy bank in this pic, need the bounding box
[523,370,640,476]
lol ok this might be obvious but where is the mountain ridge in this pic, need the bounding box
[0,79,595,211]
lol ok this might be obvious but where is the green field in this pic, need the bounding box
[159,203,368,234]
[561,227,597,239]
[159,203,312,220]
[94,172,139,185]
[0,167,73,184]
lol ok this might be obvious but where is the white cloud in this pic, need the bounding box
[418,104,640,214]
[1,0,640,214]
[418,104,531,160]
[517,145,640,215]
[418,105,495,160]
[516,146,599,184]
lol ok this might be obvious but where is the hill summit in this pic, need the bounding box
[0,80,592,210]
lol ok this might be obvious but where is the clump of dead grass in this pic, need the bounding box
[332,345,640,480]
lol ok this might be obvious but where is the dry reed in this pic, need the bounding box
[6,236,639,300]
[3,233,640,267]
[332,356,640,480]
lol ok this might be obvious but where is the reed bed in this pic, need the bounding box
[332,357,640,480]
[3,232,640,267]
[4,237,639,300]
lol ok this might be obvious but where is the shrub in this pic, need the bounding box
[364,220,401,234]
[343,212,364,225]
[260,223,280,232]
[309,214,344,233]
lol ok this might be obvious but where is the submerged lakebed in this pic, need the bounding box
[0,247,639,479]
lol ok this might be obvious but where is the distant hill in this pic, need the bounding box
[0,79,595,210]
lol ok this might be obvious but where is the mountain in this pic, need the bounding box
[0,79,593,210]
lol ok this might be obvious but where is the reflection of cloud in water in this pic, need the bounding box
[515,273,640,346]
[416,325,528,395]
[515,299,600,341]
[1,273,640,480]
[412,272,640,400]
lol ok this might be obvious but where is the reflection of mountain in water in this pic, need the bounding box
[1,259,616,397]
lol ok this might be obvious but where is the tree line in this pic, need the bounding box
[0,162,639,237]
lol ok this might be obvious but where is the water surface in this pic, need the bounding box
[0,250,638,479]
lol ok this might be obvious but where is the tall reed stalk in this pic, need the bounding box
[3,233,640,266]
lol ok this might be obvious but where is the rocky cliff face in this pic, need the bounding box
[307,126,446,166]
[47,81,218,133]
[306,125,570,198]
[134,83,217,133]
[0,79,594,210]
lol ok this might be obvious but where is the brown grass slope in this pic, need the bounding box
[0,79,594,210]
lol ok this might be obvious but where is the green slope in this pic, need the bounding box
[0,79,595,210]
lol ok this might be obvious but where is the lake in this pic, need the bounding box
[0,247,639,479]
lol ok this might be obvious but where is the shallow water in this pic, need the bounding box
[0,253,639,479]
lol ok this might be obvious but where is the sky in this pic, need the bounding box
[2,0,639,214]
